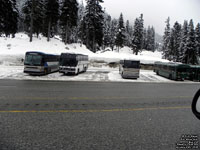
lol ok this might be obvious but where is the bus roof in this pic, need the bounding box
[154,61,190,67]
[121,59,140,62]
[61,53,87,56]
[26,51,58,56]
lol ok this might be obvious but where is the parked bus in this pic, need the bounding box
[154,62,191,81]
[119,60,140,79]
[59,53,89,75]
[188,65,200,81]
[24,51,60,75]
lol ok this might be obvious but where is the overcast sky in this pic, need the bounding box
[80,0,200,35]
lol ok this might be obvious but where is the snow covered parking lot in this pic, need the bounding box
[0,65,181,83]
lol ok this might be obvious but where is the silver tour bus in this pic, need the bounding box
[24,51,60,75]
[119,60,140,79]
[59,53,89,75]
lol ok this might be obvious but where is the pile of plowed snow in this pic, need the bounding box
[0,33,168,66]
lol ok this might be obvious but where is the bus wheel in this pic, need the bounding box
[84,67,87,72]
[76,69,79,75]
[44,69,48,75]
[156,71,159,75]
[169,74,172,80]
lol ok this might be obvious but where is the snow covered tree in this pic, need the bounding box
[82,0,104,52]
[142,28,147,50]
[43,0,59,41]
[110,19,118,50]
[60,0,78,44]
[115,13,125,51]
[179,20,188,62]
[172,21,182,62]
[162,17,171,59]
[146,26,155,51]
[22,0,45,41]
[103,13,112,49]
[77,1,85,44]
[124,20,133,47]
[0,0,18,37]
[183,19,198,64]
[132,14,144,55]
[168,31,174,61]
[195,23,200,57]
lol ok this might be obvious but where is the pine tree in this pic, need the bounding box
[124,20,133,47]
[110,19,118,50]
[82,0,104,52]
[132,14,144,55]
[142,28,147,50]
[43,0,59,41]
[146,26,155,51]
[0,0,18,37]
[22,0,45,41]
[183,19,198,64]
[115,13,125,51]
[60,0,78,44]
[162,17,171,59]
[168,31,174,61]
[179,20,188,62]
[195,23,200,57]
[172,21,182,62]
[77,1,85,44]
[103,13,112,49]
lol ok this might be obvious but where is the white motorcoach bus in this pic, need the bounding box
[24,51,60,75]
[119,60,140,79]
[59,53,89,75]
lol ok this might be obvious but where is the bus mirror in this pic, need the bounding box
[192,89,200,120]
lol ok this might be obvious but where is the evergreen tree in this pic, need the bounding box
[43,0,59,41]
[0,0,18,37]
[162,17,171,59]
[60,0,78,44]
[179,20,188,62]
[82,0,104,52]
[77,1,85,44]
[115,13,125,51]
[110,19,118,50]
[103,13,112,49]
[146,26,155,51]
[183,19,198,64]
[22,0,45,41]
[195,23,200,57]
[168,30,174,60]
[132,14,144,55]
[172,21,182,62]
[125,20,133,47]
[142,28,147,50]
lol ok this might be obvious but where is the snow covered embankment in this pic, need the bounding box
[0,33,172,82]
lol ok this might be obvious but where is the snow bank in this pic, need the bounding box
[0,33,168,66]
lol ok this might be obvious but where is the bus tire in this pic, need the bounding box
[44,69,48,75]
[76,69,79,75]
[84,67,87,72]
[122,72,124,79]
[169,74,172,80]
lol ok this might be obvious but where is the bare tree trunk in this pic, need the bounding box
[47,18,51,42]
[30,0,35,42]
[65,23,68,45]
[93,30,96,52]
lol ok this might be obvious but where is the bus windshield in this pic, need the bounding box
[24,54,42,66]
[124,61,140,68]
[60,58,78,67]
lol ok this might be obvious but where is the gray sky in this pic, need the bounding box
[80,0,200,35]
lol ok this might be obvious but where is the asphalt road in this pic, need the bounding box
[0,79,200,150]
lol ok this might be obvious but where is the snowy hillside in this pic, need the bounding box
[0,33,168,65]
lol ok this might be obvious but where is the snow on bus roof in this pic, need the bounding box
[26,51,58,56]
